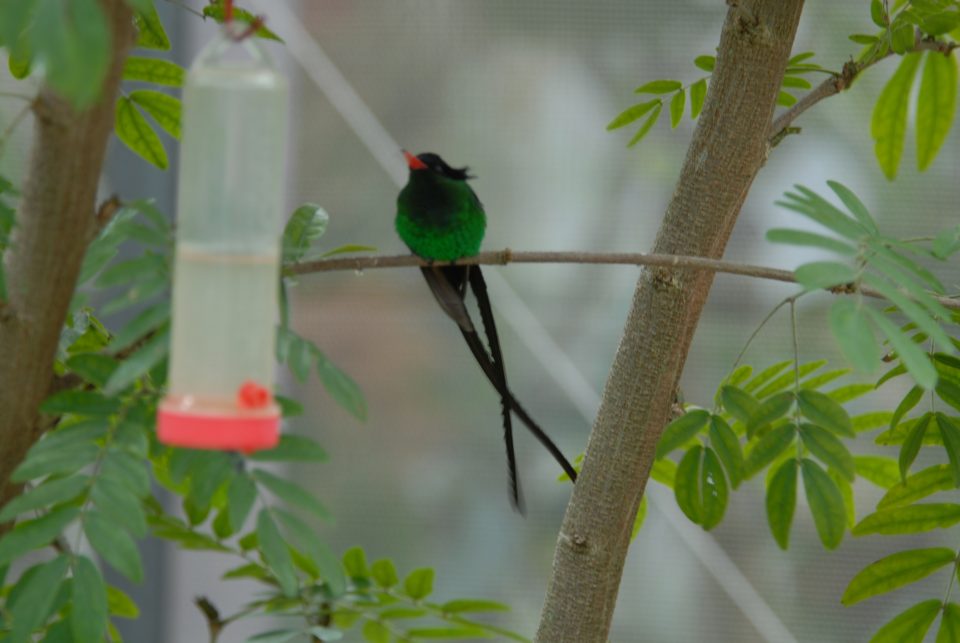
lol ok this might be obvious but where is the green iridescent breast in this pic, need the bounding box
[396,171,486,261]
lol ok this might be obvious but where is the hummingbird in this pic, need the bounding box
[395,150,578,511]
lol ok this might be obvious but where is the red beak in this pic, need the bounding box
[403,150,427,171]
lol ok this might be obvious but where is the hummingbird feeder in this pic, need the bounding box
[158,18,288,452]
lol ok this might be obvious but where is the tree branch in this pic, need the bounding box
[535,2,806,640]
[0,0,135,526]
[770,34,959,143]
[292,250,960,311]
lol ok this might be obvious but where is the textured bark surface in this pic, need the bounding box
[0,0,134,517]
[536,1,806,641]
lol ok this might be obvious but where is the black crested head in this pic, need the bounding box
[416,152,474,181]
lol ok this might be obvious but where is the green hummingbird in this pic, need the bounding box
[396,150,578,511]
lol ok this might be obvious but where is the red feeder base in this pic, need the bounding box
[158,401,280,453]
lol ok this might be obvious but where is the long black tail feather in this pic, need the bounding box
[419,266,579,492]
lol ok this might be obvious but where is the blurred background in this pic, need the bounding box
[4,0,960,641]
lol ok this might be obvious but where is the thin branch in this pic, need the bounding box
[769,35,959,143]
[289,250,960,311]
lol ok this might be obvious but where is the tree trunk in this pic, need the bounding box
[536,1,805,640]
[0,0,135,516]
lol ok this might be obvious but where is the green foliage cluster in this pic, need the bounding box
[0,195,520,641]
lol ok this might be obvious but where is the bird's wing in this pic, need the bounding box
[420,266,474,333]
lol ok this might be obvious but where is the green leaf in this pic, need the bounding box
[797,388,853,437]
[103,326,169,394]
[251,435,328,462]
[247,630,300,643]
[11,443,99,483]
[342,546,368,580]
[71,555,108,642]
[890,17,917,55]
[130,89,181,139]
[674,446,703,524]
[133,0,170,49]
[801,458,846,549]
[403,567,435,600]
[826,180,878,234]
[251,469,331,521]
[689,78,707,119]
[123,56,184,86]
[106,301,169,354]
[936,413,960,485]
[84,511,143,582]
[282,204,330,263]
[316,352,367,421]
[362,621,390,643]
[856,455,901,488]
[777,91,797,107]
[30,0,110,108]
[720,385,760,426]
[370,559,399,588]
[748,391,794,436]
[606,100,660,131]
[226,475,257,533]
[880,464,954,509]
[627,102,662,146]
[39,389,120,416]
[766,228,858,256]
[709,415,743,488]
[871,0,887,27]
[854,503,960,535]
[933,225,960,259]
[830,299,881,373]
[870,599,940,643]
[115,96,168,169]
[794,261,857,290]
[65,353,118,388]
[656,409,709,458]
[900,412,933,480]
[256,509,298,597]
[669,89,685,128]
[441,599,510,613]
[866,307,938,389]
[634,79,682,94]
[742,360,791,394]
[699,448,728,530]
[272,508,346,596]
[767,460,797,547]
[872,53,923,180]
[861,275,953,351]
[694,55,715,71]
[0,506,79,566]
[744,423,797,478]
[799,423,855,481]
[781,75,812,89]
[843,547,954,605]
[916,51,957,172]
[778,185,868,241]
[939,603,960,643]
[107,585,140,618]
[0,474,88,522]
[91,477,147,538]
[7,555,70,642]
[890,384,924,431]
[100,449,151,498]
[830,467,856,528]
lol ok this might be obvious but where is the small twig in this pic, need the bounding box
[195,596,225,643]
[92,194,123,240]
[769,35,959,144]
[289,250,960,311]
[162,0,206,18]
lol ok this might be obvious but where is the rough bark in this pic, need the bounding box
[0,1,134,515]
[535,1,806,641]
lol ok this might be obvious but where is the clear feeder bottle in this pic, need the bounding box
[158,30,288,452]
